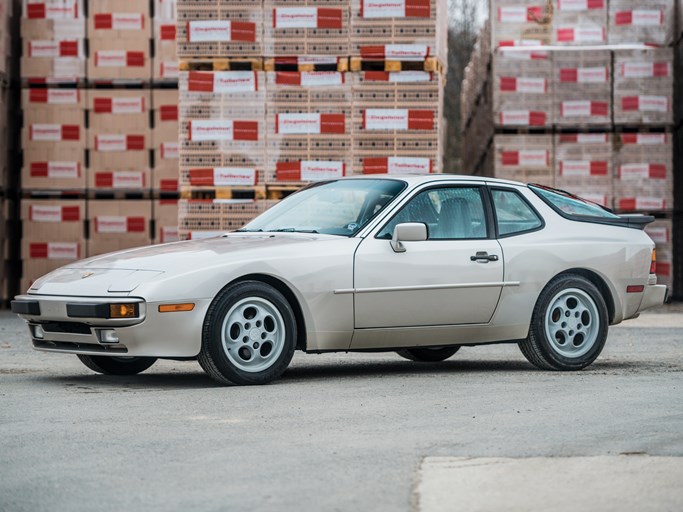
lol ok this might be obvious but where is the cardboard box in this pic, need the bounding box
[153,199,179,244]
[22,0,84,20]
[87,38,152,83]
[89,143,151,172]
[152,89,179,146]
[20,199,86,240]
[87,199,152,256]
[21,146,86,190]
[152,163,179,192]
[494,134,554,186]
[20,18,86,83]
[86,90,151,146]
[21,122,85,150]
[608,0,674,45]
[551,0,607,45]
[22,89,85,125]
[153,18,178,82]
[87,0,151,39]
[490,0,553,49]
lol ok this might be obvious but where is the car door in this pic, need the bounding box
[352,184,504,329]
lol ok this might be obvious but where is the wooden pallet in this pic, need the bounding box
[180,186,267,200]
[349,56,443,73]
[264,57,348,72]
[265,184,304,200]
[179,58,264,72]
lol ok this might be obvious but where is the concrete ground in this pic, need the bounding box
[1,306,682,512]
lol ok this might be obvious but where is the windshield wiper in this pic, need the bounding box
[268,228,319,233]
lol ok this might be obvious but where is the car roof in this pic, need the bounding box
[337,174,529,188]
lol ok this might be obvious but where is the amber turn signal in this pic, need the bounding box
[158,303,195,313]
[109,303,138,318]
[650,249,657,274]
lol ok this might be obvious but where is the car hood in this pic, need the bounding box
[28,233,334,295]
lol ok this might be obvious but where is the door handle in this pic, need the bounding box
[470,251,499,262]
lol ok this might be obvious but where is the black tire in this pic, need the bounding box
[198,280,297,385]
[77,355,157,375]
[519,274,609,371]
[396,346,460,362]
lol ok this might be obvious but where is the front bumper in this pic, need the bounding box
[12,294,212,358]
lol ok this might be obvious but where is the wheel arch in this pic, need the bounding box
[553,268,616,323]
[225,273,308,351]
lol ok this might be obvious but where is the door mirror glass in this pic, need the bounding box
[391,223,428,252]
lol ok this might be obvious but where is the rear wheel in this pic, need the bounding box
[519,274,608,371]
[77,355,157,375]
[396,346,460,362]
[198,281,297,385]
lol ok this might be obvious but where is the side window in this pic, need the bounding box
[377,187,488,240]
[491,189,543,236]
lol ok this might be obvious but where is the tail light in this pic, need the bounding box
[650,249,657,274]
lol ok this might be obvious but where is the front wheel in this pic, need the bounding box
[519,274,608,371]
[77,355,157,375]
[198,281,297,385]
[396,346,460,362]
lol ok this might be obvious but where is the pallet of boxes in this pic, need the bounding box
[0,0,13,303]
[460,0,677,297]
[17,0,182,294]
[176,0,447,240]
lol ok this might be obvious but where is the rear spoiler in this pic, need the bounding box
[614,214,655,230]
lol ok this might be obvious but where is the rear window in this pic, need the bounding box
[529,185,619,219]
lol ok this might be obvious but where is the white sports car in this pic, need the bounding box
[12,175,667,385]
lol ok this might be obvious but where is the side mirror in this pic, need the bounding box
[391,223,428,253]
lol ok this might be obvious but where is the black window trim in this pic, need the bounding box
[374,184,495,241]
[486,186,546,239]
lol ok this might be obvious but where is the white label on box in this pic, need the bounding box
[573,27,605,42]
[113,171,144,188]
[39,2,79,19]
[518,150,548,167]
[499,49,548,60]
[300,72,344,87]
[112,13,144,30]
[31,124,62,141]
[160,61,180,78]
[48,161,80,178]
[560,160,591,176]
[622,62,669,78]
[631,10,662,26]
[516,78,546,93]
[498,6,528,23]
[362,0,407,18]
[46,90,79,104]
[577,66,608,83]
[188,20,232,42]
[95,135,126,151]
[558,0,603,11]
[300,161,344,181]
[633,134,667,145]
[384,71,432,82]
[499,111,530,125]
[161,143,179,159]
[111,97,145,114]
[384,44,429,61]
[190,120,234,141]
[620,163,651,180]
[633,198,665,210]
[96,216,127,233]
[277,114,321,134]
[364,109,409,130]
[645,227,668,244]
[47,242,79,260]
[212,71,258,92]
[274,8,318,28]
[561,101,591,117]
[95,51,126,67]
[638,96,669,112]
[575,134,608,143]
[213,168,257,186]
[31,205,62,222]
[161,227,180,243]
[387,157,431,174]
[29,41,60,57]
[297,56,338,65]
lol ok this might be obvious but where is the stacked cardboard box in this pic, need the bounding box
[87,0,152,84]
[153,0,179,83]
[608,0,675,46]
[553,0,607,46]
[493,134,554,186]
[490,0,552,49]
[20,0,86,85]
[87,199,152,256]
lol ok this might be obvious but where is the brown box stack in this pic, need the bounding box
[179,70,266,189]
[20,199,86,291]
[21,89,86,190]
[152,89,180,193]
[614,132,673,213]
[87,199,152,256]
[490,0,552,49]
[268,71,351,183]
[553,49,611,128]
[20,0,86,85]
[554,133,613,208]
[608,0,675,46]
[86,89,152,192]
[494,134,554,186]
[351,70,441,175]
[613,48,674,126]
[87,0,152,84]
[154,0,179,83]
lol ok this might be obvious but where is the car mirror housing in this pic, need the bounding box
[391,223,428,253]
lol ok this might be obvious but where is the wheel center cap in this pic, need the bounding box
[249,329,260,341]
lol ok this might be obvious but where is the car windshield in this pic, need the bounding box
[238,179,407,236]
[529,185,620,219]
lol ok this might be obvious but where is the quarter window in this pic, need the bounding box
[377,187,488,240]
[491,189,543,236]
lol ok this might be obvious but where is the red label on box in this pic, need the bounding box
[501,150,549,167]
[30,242,80,260]
[159,24,177,41]
[93,97,145,114]
[189,168,258,187]
[360,45,430,61]
[30,161,81,179]
[187,20,257,42]
[95,216,146,233]
[275,114,345,135]
[30,124,80,141]
[273,7,343,29]
[94,171,145,189]
[94,135,145,151]
[360,0,431,18]
[275,72,344,87]
[29,204,81,222]
[187,71,259,93]
[159,105,179,121]
[276,161,345,181]
[93,13,145,30]
[188,120,259,141]
[559,160,608,176]
[498,111,547,126]
[29,89,80,104]
[362,157,432,175]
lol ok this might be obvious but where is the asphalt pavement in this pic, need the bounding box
[1,307,682,512]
